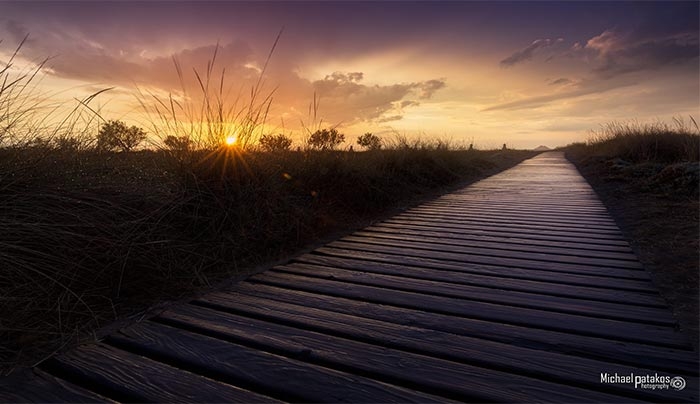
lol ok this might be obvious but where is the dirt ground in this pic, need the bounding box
[568,154,699,349]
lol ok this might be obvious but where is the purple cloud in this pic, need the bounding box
[500,38,564,67]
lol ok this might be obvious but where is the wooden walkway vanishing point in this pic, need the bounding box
[3,152,698,403]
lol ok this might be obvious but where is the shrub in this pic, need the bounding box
[163,135,192,152]
[259,133,293,152]
[307,128,345,150]
[96,120,147,152]
[357,132,382,150]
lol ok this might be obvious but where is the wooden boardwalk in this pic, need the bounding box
[3,152,698,403]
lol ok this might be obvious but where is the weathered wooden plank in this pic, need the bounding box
[369,222,634,252]
[412,210,619,228]
[341,234,643,270]
[223,284,700,375]
[386,218,631,244]
[0,369,115,403]
[249,271,689,348]
[446,199,606,207]
[404,208,621,231]
[358,227,638,260]
[416,203,617,222]
[42,344,279,403]
[195,292,698,403]
[421,201,613,214]
[458,188,601,196]
[107,321,449,403]
[440,195,610,206]
[328,240,650,280]
[392,214,626,238]
[156,304,640,403]
[444,200,607,209]
[407,200,611,214]
[294,253,666,307]
[314,247,658,292]
[273,262,673,325]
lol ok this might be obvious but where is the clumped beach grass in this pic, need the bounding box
[568,118,700,197]
[579,118,699,163]
[566,118,700,348]
[0,144,532,372]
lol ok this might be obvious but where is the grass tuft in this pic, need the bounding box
[582,118,699,163]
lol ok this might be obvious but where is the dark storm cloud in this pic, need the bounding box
[499,39,563,67]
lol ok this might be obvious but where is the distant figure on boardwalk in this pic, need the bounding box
[502,143,507,150]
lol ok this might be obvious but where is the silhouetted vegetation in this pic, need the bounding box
[573,118,699,163]
[259,133,293,152]
[307,128,345,150]
[567,118,699,197]
[96,120,147,152]
[163,135,193,152]
[357,132,382,150]
[0,143,533,371]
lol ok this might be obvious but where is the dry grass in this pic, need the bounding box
[0,144,534,372]
[566,118,699,348]
[583,118,699,163]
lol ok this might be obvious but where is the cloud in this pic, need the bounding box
[4,20,32,44]
[482,77,638,112]
[499,38,563,67]
[418,79,446,99]
[308,72,446,124]
[377,115,403,123]
[548,78,572,86]
[1,21,447,128]
[489,16,698,113]
[581,29,699,78]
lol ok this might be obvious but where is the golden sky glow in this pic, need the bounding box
[1,1,698,149]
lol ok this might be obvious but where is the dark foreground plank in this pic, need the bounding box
[43,344,279,403]
[227,282,699,375]
[193,291,697,402]
[272,262,674,325]
[155,304,640,403]
[293,253,667,307]
[107,321,448,403]
[374,220,633,250]
[339,234,643,269]
[326,240,649,280]
[250,271,688,348]
[357,227,639,260]
[313,246,659,292]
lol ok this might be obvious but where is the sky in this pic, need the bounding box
[1,1,698,149]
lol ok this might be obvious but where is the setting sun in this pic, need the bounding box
[225,135,237,146]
